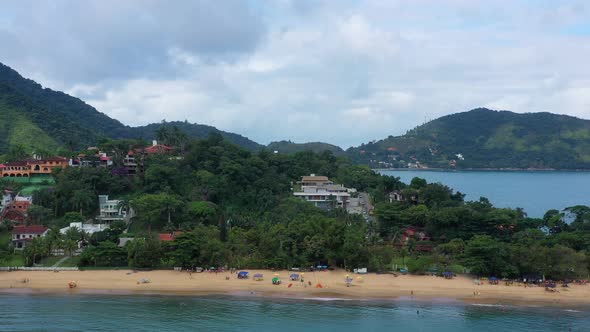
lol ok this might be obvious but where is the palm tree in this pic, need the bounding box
[117,198,133,224]
[64,239,78,257]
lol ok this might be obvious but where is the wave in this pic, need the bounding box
[470,303,506,308]
[302,297,353,302]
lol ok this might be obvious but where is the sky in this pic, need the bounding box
[1,0,590,148]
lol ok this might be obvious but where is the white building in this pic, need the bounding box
[60,222,109,235]
[293,174,351,210]
[12,225,49,250]
[96,195,127,224]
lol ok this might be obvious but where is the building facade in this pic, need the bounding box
[0,157,68,178]
[96,195,127,224]
[293,174,351,210]
[12,225,49,250]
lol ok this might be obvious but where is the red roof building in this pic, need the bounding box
[159,231,182,242]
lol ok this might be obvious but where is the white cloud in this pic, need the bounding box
[1,0,590,148]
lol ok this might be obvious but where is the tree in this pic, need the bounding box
[462,235,514,277]
[26,205,51,225]
[132,193,183,231]
[23,238,48,266]
[127,235,162,268]
[70,189,95,216]
[186,201,218,226]
[78,242,127,267]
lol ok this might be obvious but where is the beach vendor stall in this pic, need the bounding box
[253,273,264,281]
[238,271,249,279]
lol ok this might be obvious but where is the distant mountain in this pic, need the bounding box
[267,140,346,156]
[129,121,261,152]
[347,108,590,170]
[0,62,262,154]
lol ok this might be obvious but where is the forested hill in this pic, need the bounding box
[347,108,590,169]
[266,140,346,156]
[0,62,262,154]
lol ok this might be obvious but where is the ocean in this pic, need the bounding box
[0,294,587,331]
[380,170,590,217]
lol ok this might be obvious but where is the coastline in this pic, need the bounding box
[374,168,590,172]
[1,270,588,307]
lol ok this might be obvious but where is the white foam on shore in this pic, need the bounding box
[470,303,505,308]
[563,309,582,313]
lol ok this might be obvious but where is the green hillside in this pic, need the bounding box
[130,121,262,152]
[0,87,60,155]
[266,140,345,156]
[348,108,590,169]
[0,62,262,152]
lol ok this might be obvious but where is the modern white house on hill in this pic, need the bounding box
[293,174,352,210]
[96,195,127,224]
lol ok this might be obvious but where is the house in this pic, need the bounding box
[389,191,404,202]
[0,191,12,212]
[297,174,333,187]
[0,157,68,178]
[159,231,182,242]
[293,174,351,210]
[60,222,109,235]
[1,195,33,224]
[389,190,418,204]
[71,151,112,168]
[12,225,49,250]
[123,140,173,176]
[96,195,127,224]
[401,227,431,242]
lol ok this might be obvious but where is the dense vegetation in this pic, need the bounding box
[267,140,346,156]
[0,62,261,154]
[1,131,588,281]
[348,108,590,169]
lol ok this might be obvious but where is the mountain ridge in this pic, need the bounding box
[347,108,590,169]
[0,62,262,154]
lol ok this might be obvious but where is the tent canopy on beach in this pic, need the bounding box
[238,271,249,279]
[253,273,263,281]
[290,274,300,280]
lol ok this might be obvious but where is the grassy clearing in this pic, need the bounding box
[59,256,80,267]
[0,231,10,248]
[38,256,65,267]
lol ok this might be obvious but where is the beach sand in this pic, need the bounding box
[1,269,588,305]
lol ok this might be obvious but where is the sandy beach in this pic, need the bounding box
[1,269,589,305]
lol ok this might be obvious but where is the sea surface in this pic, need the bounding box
[380,170,590,217]
[0,294,587,331]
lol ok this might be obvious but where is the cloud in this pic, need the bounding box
[1,0,590,148]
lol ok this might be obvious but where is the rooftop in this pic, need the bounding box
[12,225,48,234]
[159,231,182,242]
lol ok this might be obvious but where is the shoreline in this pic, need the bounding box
[1,270,589,308]
[374,168,590,172]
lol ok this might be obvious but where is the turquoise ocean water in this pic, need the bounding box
[380,170,590,217]
[0,294,588,331]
